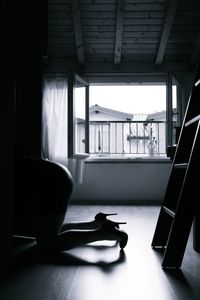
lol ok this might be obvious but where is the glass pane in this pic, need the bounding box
[89,85,167,158]
[74,78,86,153]
[172,82,178,144]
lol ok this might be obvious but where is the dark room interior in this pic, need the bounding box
[1,0,200,299]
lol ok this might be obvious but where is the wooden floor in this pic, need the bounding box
[1,205,200,300]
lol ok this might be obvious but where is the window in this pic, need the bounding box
[68,72,89,158]
[69,73,180,160]
[89,84,167,158]
[172,77,182,145]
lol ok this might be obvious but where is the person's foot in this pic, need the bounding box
[94,212,126,228]
[98,220,128,249]
[95,212,117,222]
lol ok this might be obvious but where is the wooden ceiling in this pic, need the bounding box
[47,0,200,73]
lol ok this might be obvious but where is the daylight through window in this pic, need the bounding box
[74,82,178,159]
[88,85,167,158]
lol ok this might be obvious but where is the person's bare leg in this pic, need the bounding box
[35,214,128,253]
[60,212,120,231]
[60,219,102,232]
[43,227,123,252]
[35,214,105,251]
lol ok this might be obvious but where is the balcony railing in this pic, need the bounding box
[89,120,166,157]
[76,120,166,157]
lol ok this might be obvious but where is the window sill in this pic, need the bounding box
[85,156,171,164]
[70,153,90,159]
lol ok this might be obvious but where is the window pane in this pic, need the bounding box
[89,85,166,158]
[172,83,178,144]
[74,82,86,153]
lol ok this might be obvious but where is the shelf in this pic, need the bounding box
[163,206,175,218]
[195,79,200,87]
[174,163,188,169]
[185,115,200,127]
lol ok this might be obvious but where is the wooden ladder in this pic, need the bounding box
[151,65,200,268]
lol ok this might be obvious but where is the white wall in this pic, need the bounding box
[70,160,172,204]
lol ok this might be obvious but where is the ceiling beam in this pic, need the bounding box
[155,0,179,66]
[114,0,125,66]
[72,0,84,66]
[190,33,200,67]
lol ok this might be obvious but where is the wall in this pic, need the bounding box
[1,0,16,267]
[70,160,171,204]
[15,56,42,157]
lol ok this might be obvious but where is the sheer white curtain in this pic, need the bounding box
[42,77,68,166]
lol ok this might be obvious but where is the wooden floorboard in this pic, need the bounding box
[1,205,200,300]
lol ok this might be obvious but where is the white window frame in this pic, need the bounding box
[68,71,182,160]
[68,71,89,158]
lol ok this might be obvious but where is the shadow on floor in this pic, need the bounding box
[151,247,198,299]
[12,236,126,269]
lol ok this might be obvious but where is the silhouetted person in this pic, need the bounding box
[14,157,128,254]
